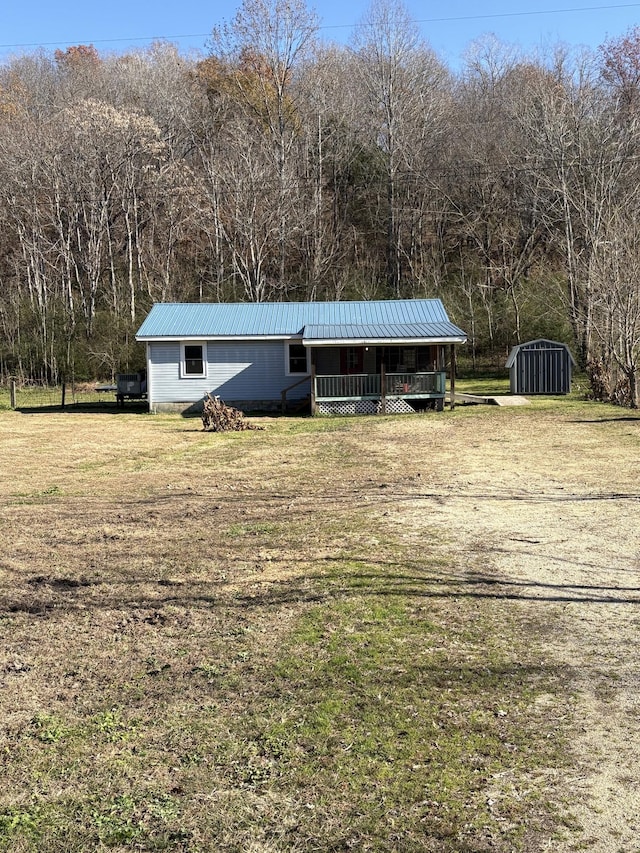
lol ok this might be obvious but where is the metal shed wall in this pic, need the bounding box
[506,339,575,395]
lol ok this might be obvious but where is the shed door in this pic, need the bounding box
[519,347,566,394]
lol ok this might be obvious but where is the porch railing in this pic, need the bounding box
[315,371,445,400]
[386,371,445,395]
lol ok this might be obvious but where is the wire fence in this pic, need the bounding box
[7,380,124,411]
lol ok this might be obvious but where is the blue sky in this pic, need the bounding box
[2,1,640,69]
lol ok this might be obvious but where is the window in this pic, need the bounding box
[181,342,206,378]
[388,346,417,372]
[287,342,309,374]
[402,347,417,370]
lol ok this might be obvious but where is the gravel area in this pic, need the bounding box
[401,406,640,851]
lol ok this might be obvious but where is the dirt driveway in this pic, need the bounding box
[394,404,640,851]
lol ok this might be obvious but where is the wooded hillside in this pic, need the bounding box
[2,0,640,405]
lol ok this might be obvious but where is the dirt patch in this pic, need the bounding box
[384,405,640,850]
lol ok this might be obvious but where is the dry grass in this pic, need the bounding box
[0,398,636,851]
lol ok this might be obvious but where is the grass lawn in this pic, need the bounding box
[1,392,629,851]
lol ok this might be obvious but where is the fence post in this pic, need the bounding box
[449,345,456,410]
[10,379,16,410]
[61,380,66,409]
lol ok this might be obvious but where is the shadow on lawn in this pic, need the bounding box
[233,564,640,609]
[15,402,149,415]
[570,416,640,423]
[4,559,640,618]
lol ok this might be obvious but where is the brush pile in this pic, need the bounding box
[201,394,262,432]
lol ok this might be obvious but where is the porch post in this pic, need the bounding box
[449,345,456,410]
[380,361,386,414]
[310,351,317,416]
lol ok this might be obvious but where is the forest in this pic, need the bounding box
[1,0,640,405]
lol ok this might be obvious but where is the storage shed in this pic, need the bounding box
[505,339,576,395]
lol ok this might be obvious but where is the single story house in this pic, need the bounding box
[135,299,467,415]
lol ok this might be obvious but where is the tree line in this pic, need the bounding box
[1,0,640,405]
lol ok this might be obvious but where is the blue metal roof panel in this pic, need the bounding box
[136,299,459,339]
[302,322,466,341]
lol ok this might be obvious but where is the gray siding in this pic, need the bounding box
[364,348,377,373]
[149,342,192,403]
[315,348,340,374]
[148,340,310,407]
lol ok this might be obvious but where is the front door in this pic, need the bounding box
[340,346,364,374]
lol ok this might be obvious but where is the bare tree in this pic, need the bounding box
[589,198,640,407]
[420,40,574,362]
[350,0,451,297]
[208,0,319,298]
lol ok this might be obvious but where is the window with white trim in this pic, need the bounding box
[286,342,309,374]
[181,342,206,378]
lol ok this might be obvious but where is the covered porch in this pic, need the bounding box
[303,335,463,415]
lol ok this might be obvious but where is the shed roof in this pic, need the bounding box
[505,339,576,368]
[136,300,467,343]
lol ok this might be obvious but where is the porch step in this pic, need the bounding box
[286,394,311,414]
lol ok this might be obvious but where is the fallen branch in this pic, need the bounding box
[201,394,263,432]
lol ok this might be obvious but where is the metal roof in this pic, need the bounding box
[505,339,576,368]
[302,322,466,344]
[136,300,466,343]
